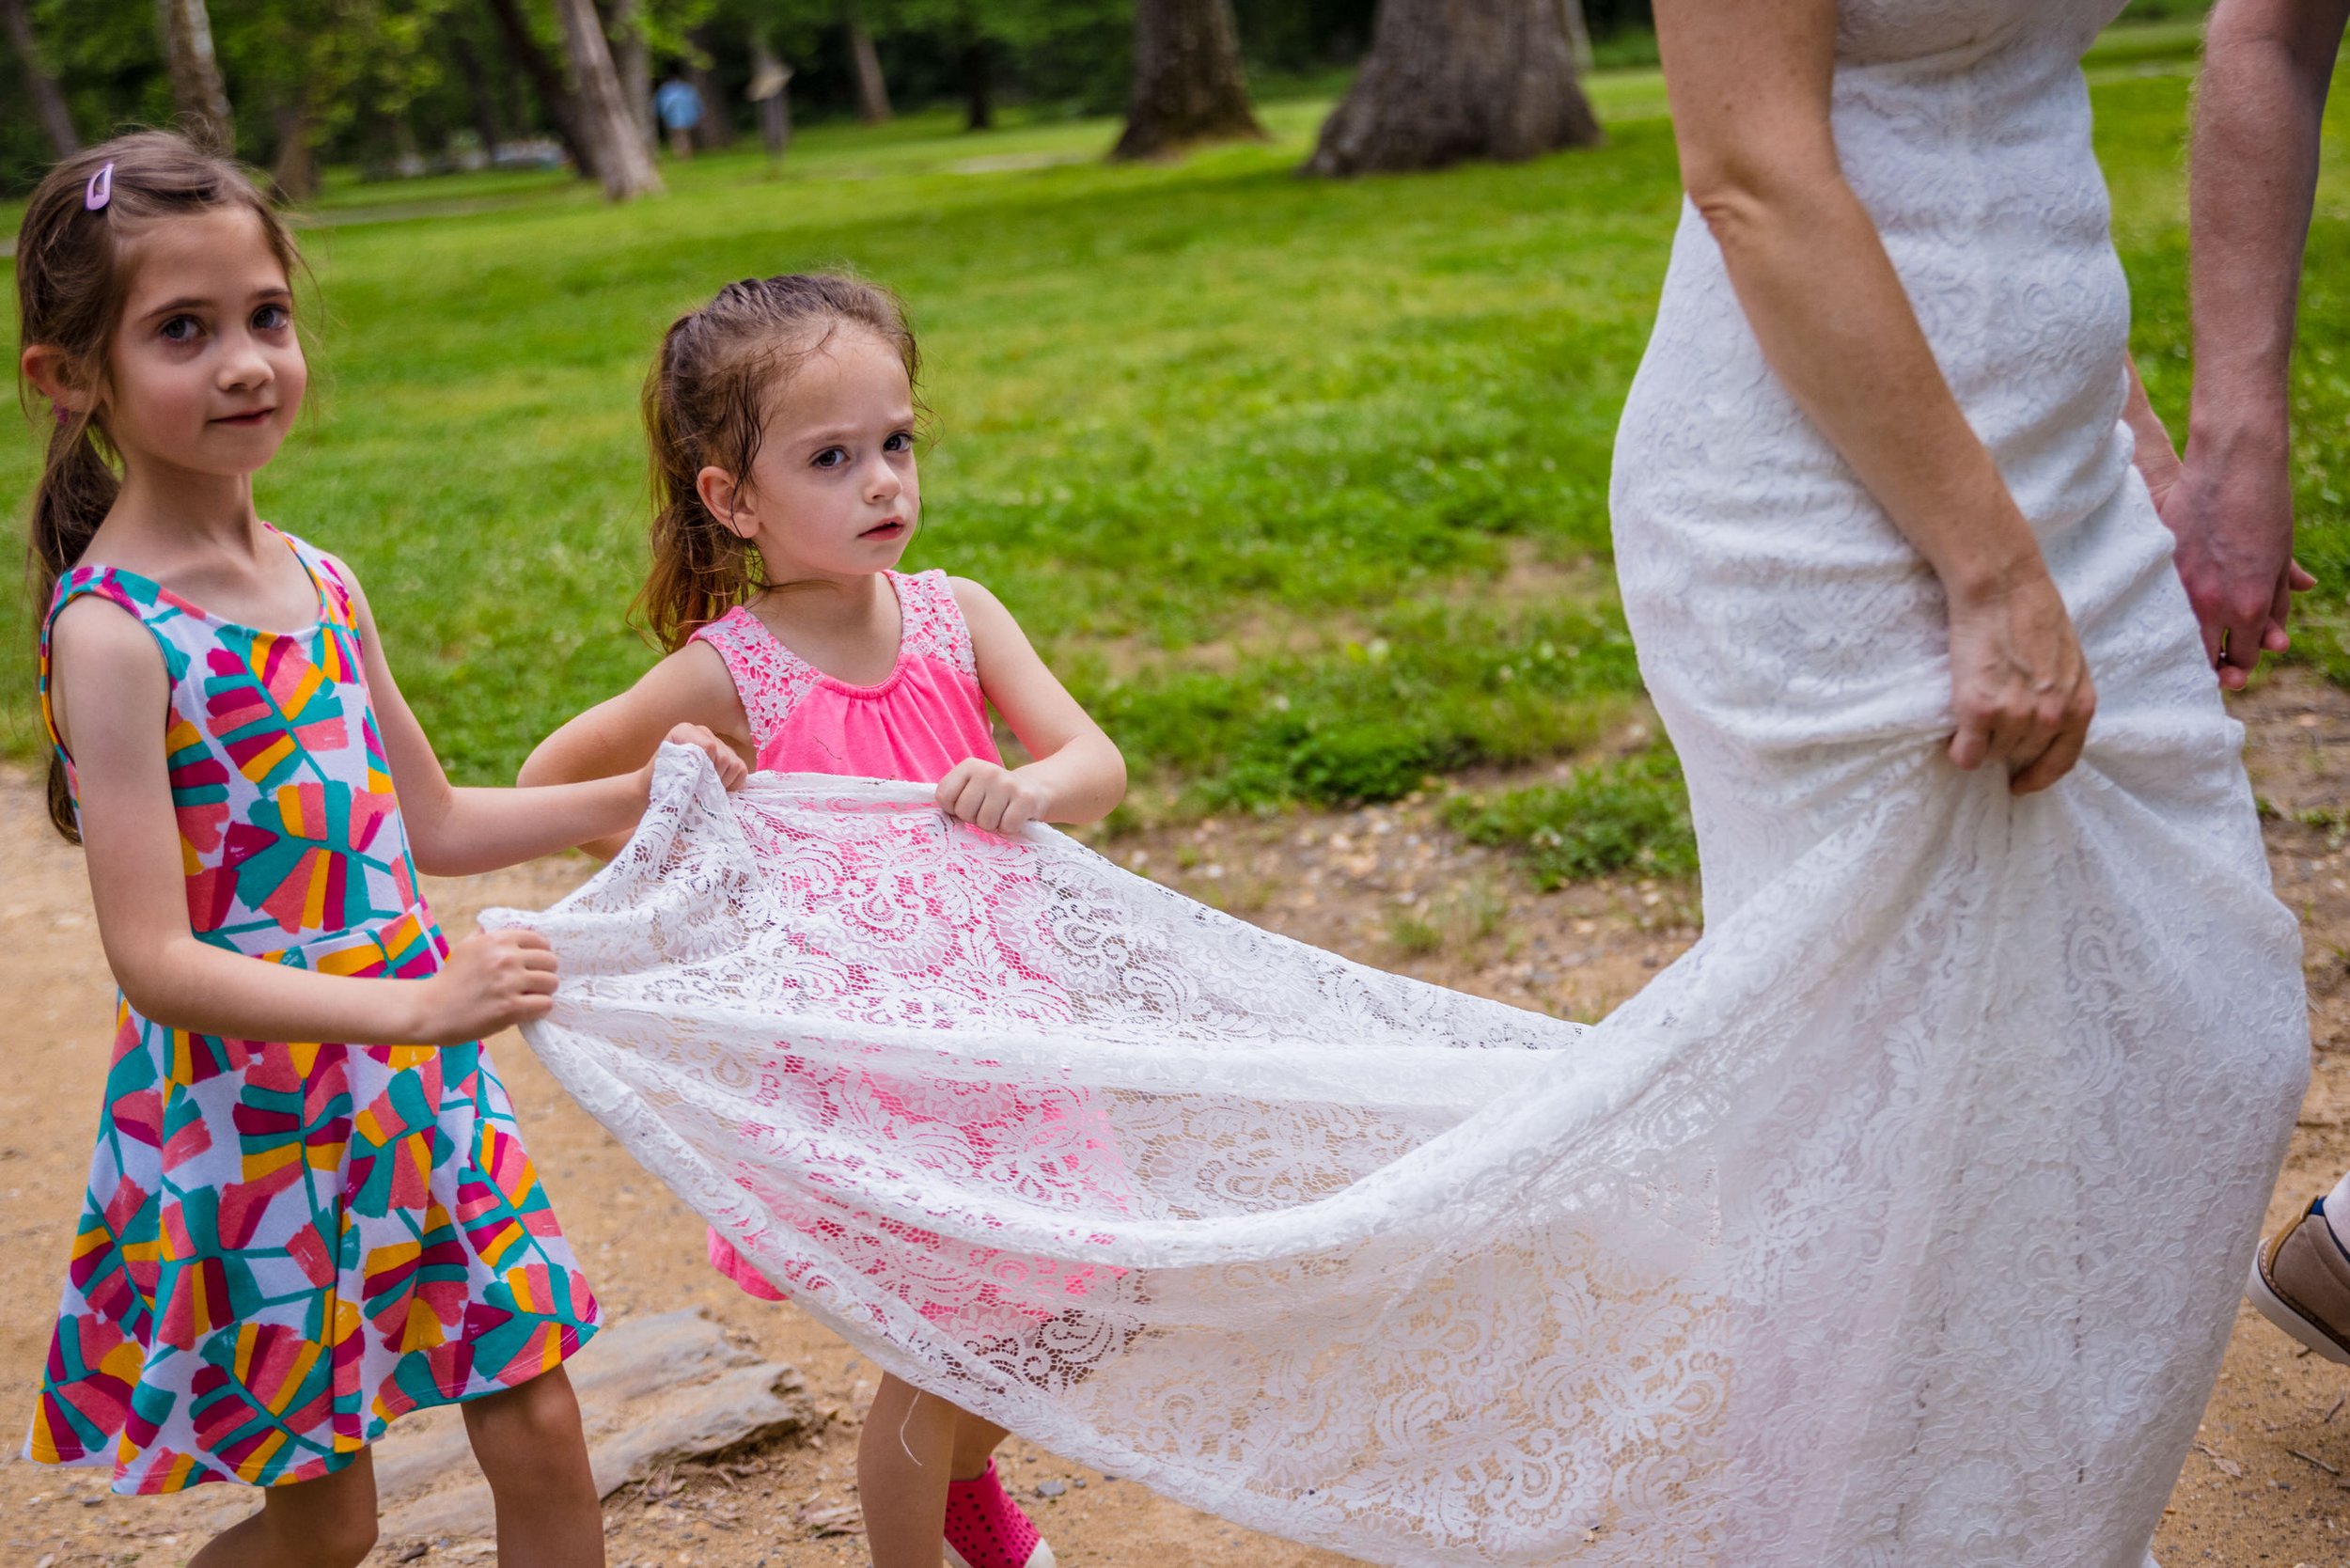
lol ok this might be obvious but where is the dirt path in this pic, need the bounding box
[4,678,2348,1567]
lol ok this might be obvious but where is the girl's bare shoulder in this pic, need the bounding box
[49,588,166,668]
[630,635,752,731]
[946,575,1024,642]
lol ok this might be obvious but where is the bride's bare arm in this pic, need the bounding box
[1653,0,2095,793]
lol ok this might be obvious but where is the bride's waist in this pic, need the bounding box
[1661,192,2125,327]
[1626,209,2132,494]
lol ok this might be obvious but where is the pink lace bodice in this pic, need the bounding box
[685,569,1036,1309]
[691,570,1000,781]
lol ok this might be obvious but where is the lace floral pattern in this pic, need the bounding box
[1606,0,2305,1560]
[692,607,815,745]
[691,570,975,751]
[494,5,2307,1562]
[896,568,977,676]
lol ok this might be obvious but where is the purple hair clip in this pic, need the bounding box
[84,161,114,212]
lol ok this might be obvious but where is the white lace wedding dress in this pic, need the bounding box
[492,4,2307,1562]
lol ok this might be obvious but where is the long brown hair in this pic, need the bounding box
[634,274,922,652]
[14,131,304,840]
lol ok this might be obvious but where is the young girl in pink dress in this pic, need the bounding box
[522,274,1125,1568]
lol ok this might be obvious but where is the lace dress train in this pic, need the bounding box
[490,1,2305,1560]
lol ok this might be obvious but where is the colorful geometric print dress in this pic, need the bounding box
[24,525,600,1496]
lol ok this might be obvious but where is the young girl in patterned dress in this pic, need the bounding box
[519,274,1125,1568]
[14,133,739,1568]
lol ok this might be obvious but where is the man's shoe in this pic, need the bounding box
[2248,1196,2350,1366]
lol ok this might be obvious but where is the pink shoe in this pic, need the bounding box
[943,1460,1056,1568]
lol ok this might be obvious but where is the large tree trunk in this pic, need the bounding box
[156,0,232,152]
[551,0,662,197]
[1110,0,1261,162]
[269,97,321,200]
[959,34,994,132]
[484,0,594,176]
[1,0,77,157]
[845,10,891,124]
[748,28,791,159]
[1561,0,1593,71]
[1304,0,1601,177]
[609,0,655,150]
[687,24,733,149]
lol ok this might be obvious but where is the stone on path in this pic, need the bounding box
[198,1309,819,1549]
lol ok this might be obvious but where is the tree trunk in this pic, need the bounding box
[960,34,994,132]
[1,0,77,157]
[687,25,733,149]
[748,28,791,159]
[1110,0,1261,162]
[484,0,594,176]
[269,97,320,200]
[1562,0,1592,71]
[155,0,232,153]
[1304,0,1601,178]
[453,31,508,156]
[552,0,662,197]
[609,0,655,150]
[845,10,892,124]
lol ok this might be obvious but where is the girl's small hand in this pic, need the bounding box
[936,759,1052,834]
[657,723,749,792]
[414,928,558,1044]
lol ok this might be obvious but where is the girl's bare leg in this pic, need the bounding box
[861,1372,961,1568]
[464,1366,606,1568]
[188,1449,379,1568]
[950,1409,1010,1481]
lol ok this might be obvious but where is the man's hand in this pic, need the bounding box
[2158,443,2317,689]
[2168,0,2350,684]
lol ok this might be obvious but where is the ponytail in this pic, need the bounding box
[633,311,768,652]
[30,411,121,841]
[31,411,120,615]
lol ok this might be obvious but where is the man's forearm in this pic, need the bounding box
[2188,0,2350,447]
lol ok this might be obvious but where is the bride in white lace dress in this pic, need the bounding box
[1612,0,2308,1558]
[499,2,2306,1562]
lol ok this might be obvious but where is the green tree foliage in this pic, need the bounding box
[0,0,169,187]
[212,0,459,195]
[0,0,1664,191]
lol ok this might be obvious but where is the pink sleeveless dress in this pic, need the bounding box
[693,569,999,783]
[689,571,1124,1317]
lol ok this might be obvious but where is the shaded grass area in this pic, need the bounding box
[10,18,2341,860]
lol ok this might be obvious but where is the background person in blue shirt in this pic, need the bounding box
[655,75,702,159]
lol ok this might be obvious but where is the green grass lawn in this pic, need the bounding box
[5,19,2341,858]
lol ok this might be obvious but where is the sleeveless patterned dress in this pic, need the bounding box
[24,526,599,1496]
